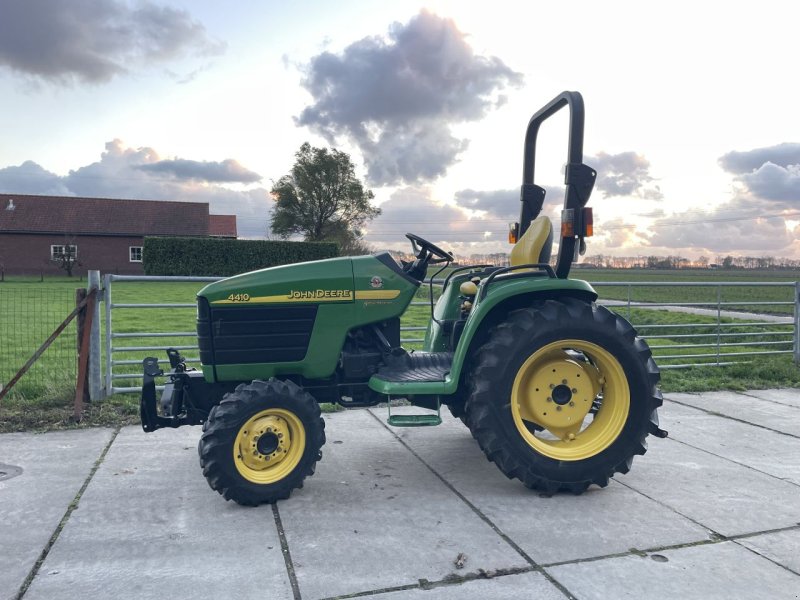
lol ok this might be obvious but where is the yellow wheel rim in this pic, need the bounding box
[233,408,306,484]
[511,340,630,461]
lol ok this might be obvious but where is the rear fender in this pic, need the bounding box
[444,278,597,394]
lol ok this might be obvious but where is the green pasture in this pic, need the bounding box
[581,268,799,315]
[0,270,798,432]
[426,267,799,314]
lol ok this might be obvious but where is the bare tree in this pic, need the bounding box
[51,236,81,277]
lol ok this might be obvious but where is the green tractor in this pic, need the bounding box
[141,91,666,505]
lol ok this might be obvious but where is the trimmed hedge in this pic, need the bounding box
[143,237,339,276]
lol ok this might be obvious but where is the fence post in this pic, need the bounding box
[75,288,88,403]
[88,271,103,401]
[627,284,632,322]
[716,286,722,366]
[794,281,799,366]
[104,273,113,397]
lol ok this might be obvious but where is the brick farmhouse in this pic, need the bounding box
[0,193,237,276]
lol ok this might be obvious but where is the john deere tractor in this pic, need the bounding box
[141,91,666,505]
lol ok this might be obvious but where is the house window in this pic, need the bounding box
[129,246,143,262]
[51,245,77,260]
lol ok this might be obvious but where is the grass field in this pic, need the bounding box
[0,269,798,432]
[581,268,799,315]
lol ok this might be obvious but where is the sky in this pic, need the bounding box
[1,0,799,261]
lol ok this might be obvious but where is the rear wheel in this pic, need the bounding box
[446,391,470,426]
[466,298,661,493]
[198,379,325,505]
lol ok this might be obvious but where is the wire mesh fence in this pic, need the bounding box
[0,286,78,399]
[2,274,797,400]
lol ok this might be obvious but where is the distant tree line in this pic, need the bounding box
[578,254,800,269]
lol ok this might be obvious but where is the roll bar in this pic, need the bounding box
[519,91,596,279]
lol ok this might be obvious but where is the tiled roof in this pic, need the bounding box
[0,193,234,237]
[209,214,237,237]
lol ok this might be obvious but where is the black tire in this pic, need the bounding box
[466,298,661,494]
[198,379,325,505]
[446,393,470,426]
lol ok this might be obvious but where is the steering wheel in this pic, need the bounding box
[405,233,454,264]
[401,233,453,281]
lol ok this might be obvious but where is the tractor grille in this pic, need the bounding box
[197,298,318,365]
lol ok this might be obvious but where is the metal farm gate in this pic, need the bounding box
[101,275,800,396]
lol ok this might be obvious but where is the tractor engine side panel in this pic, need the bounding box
[197,255,418,383]
[197,257,356,381]
[198,303,318,365]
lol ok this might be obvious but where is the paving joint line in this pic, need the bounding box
[319,566,538,600]
[665,435,800,489]
[15,427,121,600]
[738,390,800,411]
[272,503,302,600]
[616,476,800,559]
[733,538,800,578]
[664,398,800,439]
[615,470,726,539]
[540,523,800,569]
[365,409,577,600]
[320,523,800,600]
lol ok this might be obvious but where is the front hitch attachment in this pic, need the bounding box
[140,350,193,433]
[141,356,165,432]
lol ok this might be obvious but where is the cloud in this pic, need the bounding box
[647,199,795,254]
[356,121,469,186]
[0,140,268,237]
[365,187,500,255]
[739,162,800,203]
[717,143,800,207]
[593,217,650,251]
[592,142,800,255]
[587,151,662,199]
[0,0,224,85]
[454,188,518,220]
[367,145,800,257]
[719,143,800,210]
[454,186,565,221]
[137,158,261,183]
[0,161,72,196]
[719,143,800,174]
[296,10,522,186]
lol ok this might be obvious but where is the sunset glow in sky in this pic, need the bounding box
[1,0,798,260]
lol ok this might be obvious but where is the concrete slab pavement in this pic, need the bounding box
[0,428,114,600]
[279,410,528,600]
[547,541,800,600]
[737,529,800,574]
[664,401,800,485]
[742,388,800,409]
[620,434,800,537]
[667,390,800,437]
[22,426,293,600]
[379,407,712,565]
[1,387,799,600]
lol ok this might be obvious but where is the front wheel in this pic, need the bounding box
[466,298,661,494]
[198,379,325,505]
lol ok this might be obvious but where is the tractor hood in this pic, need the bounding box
[198,256,355,306]
[195,253,420,382]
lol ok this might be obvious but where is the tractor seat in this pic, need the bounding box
[509,216,553,266]
[458,216,554,299]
